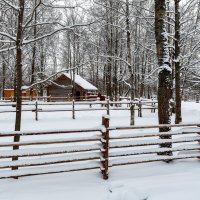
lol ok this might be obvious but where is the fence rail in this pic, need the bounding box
[1,95,100,102]
[0,116,200,179]
[1,95,132,102]
[0,99,158,121]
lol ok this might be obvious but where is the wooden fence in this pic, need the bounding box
[1,96,50,102]
[0,99,157,120]
[1,95,98,102]
[0,116,199,180]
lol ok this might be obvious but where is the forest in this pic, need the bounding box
[0,0,200,130]
[1,1,200,199]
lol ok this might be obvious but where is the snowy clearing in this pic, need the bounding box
[0,101,200,200]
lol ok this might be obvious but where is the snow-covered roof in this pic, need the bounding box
[62,73,98,91]
[21,86,29,90]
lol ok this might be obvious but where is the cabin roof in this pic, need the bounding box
[62,73,98,91]
[21,86,29,90]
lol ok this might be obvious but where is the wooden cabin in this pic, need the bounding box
[3,89,14,101]
[3,87,37,101]
[46,73,98,101]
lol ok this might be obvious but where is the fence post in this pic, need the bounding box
[35,101,38,121]
[196,95,199,103]
[101,115,109,180]
[12,134,21,178]
[72,99,75,119]
[151,98,156,113]
[106,99,110,115]
[153,102,156,113]
[138,100,142,117]
[130,101,135,125]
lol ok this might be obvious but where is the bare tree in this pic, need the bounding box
[154,0,172,155]
[174,0,182,124]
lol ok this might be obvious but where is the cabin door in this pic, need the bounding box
[75,91,81,100]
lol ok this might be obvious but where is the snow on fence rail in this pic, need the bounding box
[0,99,158,121]
[0,116,199,180]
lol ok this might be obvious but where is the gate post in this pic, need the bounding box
[101,115,109,180]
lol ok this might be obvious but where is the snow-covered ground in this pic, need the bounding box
[0,101,200,200]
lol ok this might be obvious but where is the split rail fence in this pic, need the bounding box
[0,99,157,120]
[0,115,200,180]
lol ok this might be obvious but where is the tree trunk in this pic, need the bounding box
[126,0,135,125]
[2,57,6,99]
[39,43,45,96]
[105,0,113,100]
[174,0,182,124]
[155,0,172,155]
[13,0,25,169]
[30,0,37,100]
[114,30,119,102]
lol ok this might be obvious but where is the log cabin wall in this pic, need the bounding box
[4,89,37,100]
[47,74,86,101]
[4,89,14,100]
